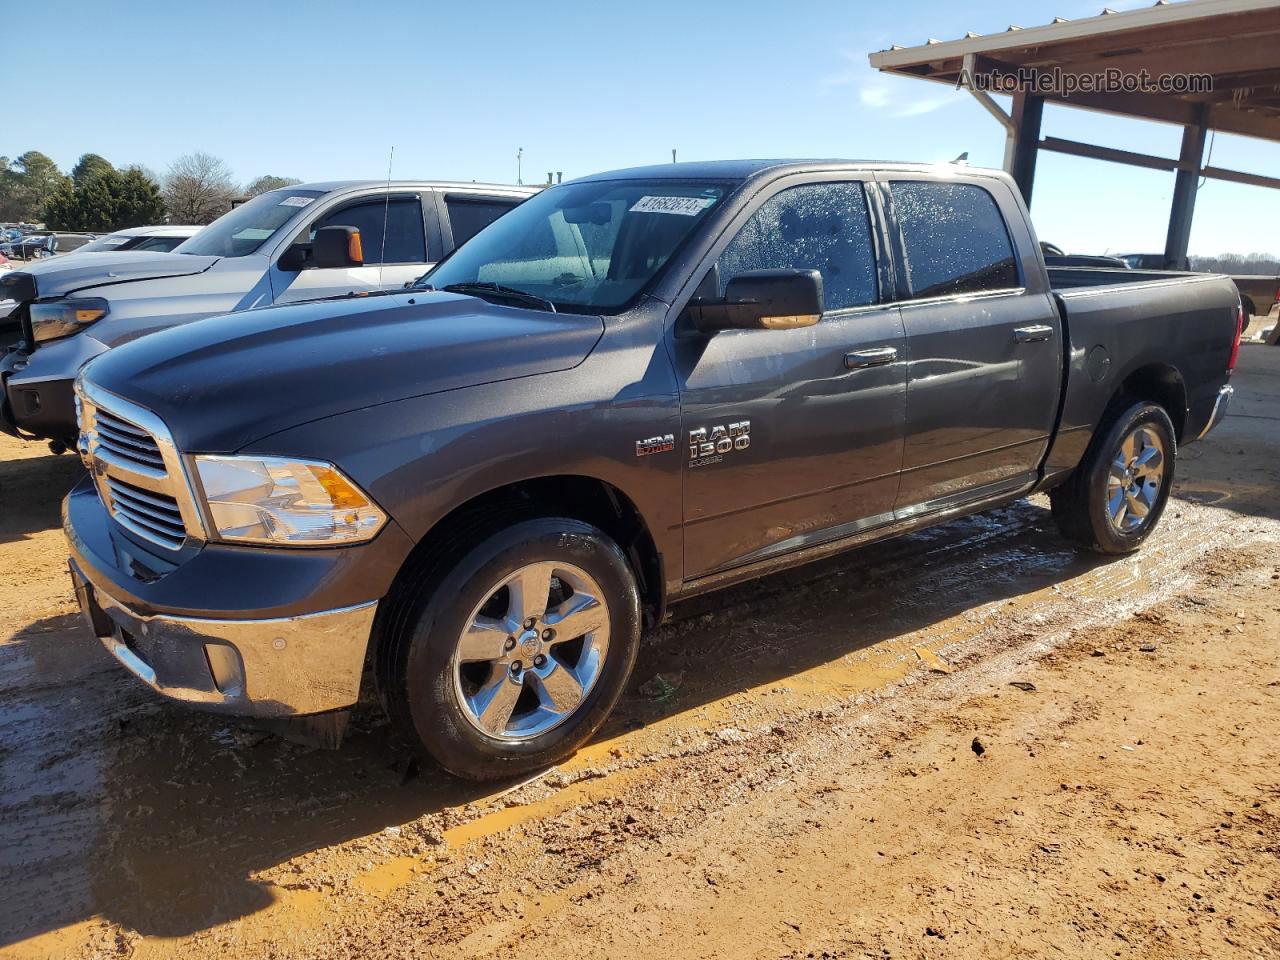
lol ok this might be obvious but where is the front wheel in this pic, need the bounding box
[378,517,641,781]
[1050,401,1177,554]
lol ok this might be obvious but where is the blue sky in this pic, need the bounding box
[9,0,1278,256]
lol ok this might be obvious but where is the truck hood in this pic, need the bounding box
[9,251,219,299]
[83,291,605,452]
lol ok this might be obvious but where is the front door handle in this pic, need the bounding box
[844,346,898,369]
[1013,324,1055,344]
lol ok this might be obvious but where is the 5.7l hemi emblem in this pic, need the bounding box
[688,420,750,466]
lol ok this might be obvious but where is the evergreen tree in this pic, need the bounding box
[44,165,168,232]
[71,153,114,185]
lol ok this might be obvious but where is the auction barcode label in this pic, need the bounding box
[629,196,715,216]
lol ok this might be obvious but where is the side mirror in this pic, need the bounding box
[312,226,364,269]
[688,269,823,333]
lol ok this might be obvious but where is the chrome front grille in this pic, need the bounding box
[76,378,205,553]
[104,476,186,550]
[94,409,166,471]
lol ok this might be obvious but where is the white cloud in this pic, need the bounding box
[860,85,891,108]
[897,97,952,117]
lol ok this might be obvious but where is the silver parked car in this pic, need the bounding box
[73,225,203,255]
[1,179,537,442]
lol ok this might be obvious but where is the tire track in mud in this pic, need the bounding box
[0,491,1262,953]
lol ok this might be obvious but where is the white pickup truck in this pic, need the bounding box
[0,179,536,443]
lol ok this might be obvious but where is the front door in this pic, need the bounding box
[271,194,434,305]
[884,177,1062,516]
[669,179,907,579]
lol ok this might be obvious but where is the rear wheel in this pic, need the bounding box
[378,517,641,781]
[1050,401,1176,554]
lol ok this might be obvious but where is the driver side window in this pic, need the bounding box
[310,197,427,265]
[716,182,878,312]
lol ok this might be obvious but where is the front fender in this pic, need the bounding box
[242,318,685,584]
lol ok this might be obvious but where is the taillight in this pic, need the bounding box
[1227,303,1244,374]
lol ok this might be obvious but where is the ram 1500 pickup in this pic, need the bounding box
[63,160,1243,781]
[1,179,536,443]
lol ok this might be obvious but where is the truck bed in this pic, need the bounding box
[1046,265,1217,291]
[1041,266,1239,481]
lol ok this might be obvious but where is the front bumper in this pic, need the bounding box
[2,331,109,440]
[64,474,414,718]
[1195,384,1234,441]
[70,560,375,717]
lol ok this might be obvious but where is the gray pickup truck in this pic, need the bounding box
[0,180,535,443]
[63,160,1242,780]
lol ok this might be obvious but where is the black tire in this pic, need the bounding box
[1050,400,1177,554]
[377,516,641,781]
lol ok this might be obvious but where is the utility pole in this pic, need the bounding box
[672,149,677,163]
[517,147,523,185]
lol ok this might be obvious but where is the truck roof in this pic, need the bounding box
[293,179,537,194]
[573,159,1010,184]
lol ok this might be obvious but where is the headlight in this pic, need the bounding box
[30,297,109,343]
[194,455,387,546]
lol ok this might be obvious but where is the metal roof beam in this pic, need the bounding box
[1201,165,1280,190]
[1039,136,1183,172]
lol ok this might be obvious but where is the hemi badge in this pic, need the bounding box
[635,434,675,457]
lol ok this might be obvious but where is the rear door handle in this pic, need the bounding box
[844,346,898,369]
[1013,324,1055,344]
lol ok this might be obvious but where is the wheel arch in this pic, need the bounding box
[1111,362,1188,441]
[379,474,666,635]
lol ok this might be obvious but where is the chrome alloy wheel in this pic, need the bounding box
[451,562,610,741]
[1106,425,1166,533]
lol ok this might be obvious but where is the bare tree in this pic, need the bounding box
[162,153,239,224]
[244,174,302,197]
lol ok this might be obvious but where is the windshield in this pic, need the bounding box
[77,233,134,253]
[174,189,324,258]
[417,179,731,313]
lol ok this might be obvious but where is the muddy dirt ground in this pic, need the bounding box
[2,348,1279,960]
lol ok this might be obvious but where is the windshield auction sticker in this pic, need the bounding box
[279,196,316,207]
[629,196,715,216]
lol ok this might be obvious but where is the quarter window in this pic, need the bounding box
[890,182,1019,298]
[716,182,878,312]
[313,197,426,265]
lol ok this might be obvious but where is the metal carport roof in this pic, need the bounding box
[868,0,1280,266]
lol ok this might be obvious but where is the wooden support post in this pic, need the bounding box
[1008,93,1044,207]
[1163,109,1208,270]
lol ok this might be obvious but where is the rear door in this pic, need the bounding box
[881,176,1061,517]
[439,193,526,250]
[669,177,907,578]
[272,193,436,304]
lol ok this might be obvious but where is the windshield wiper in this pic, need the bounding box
[438,282,556,313]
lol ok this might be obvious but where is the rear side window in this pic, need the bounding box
[716,182,878,312]
[313,197,427,264]
[890,181,1019,299]
[446,196,519,247]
